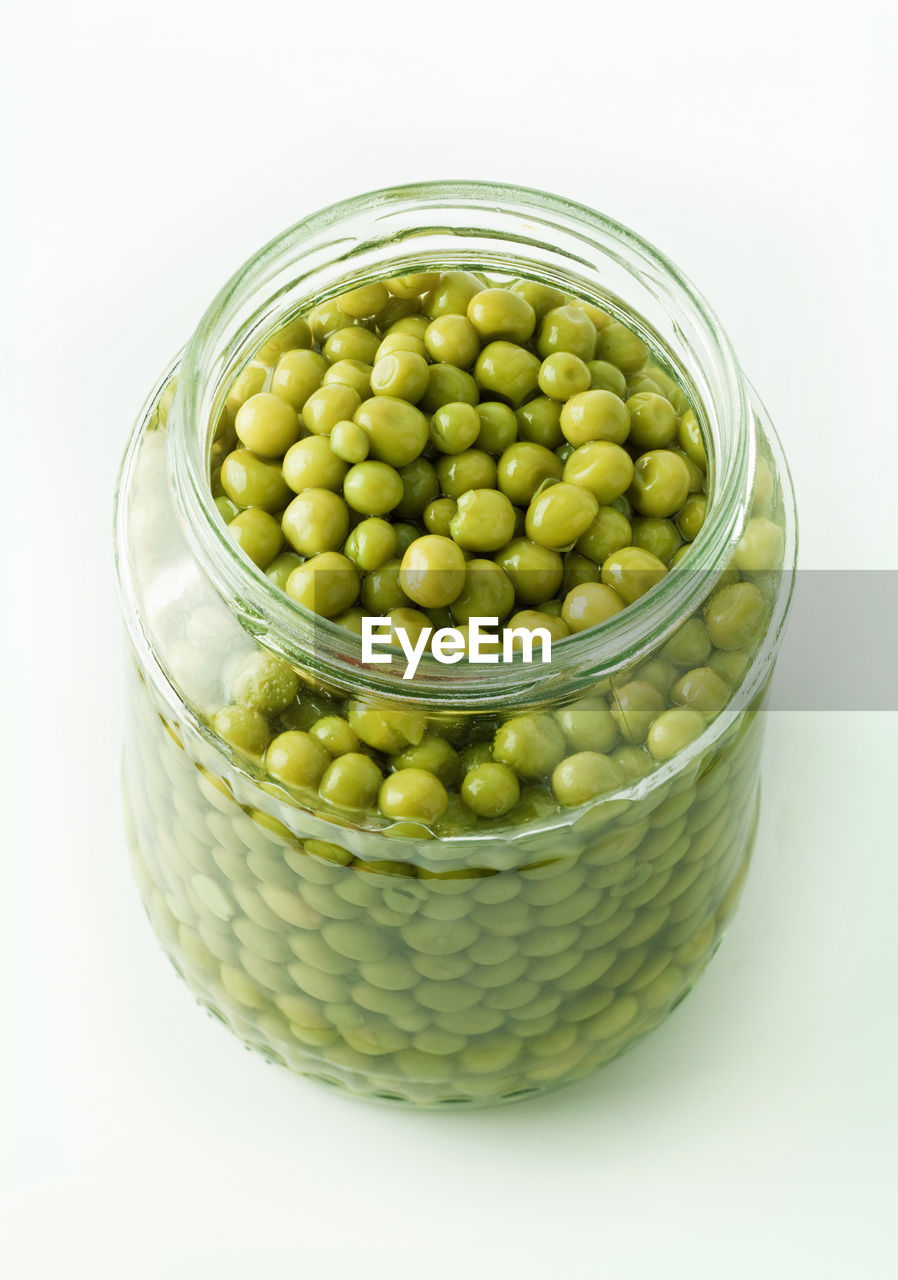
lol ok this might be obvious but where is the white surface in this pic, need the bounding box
[1,1,896,1276]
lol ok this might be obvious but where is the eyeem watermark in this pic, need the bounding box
[362,616,553,680]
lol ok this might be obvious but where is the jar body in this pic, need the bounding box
[115,187,796,1105]
[123,648,764,1103]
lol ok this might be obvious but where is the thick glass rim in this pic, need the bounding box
[168,181,755,709]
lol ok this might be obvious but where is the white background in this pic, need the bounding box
[2,1,896,1276]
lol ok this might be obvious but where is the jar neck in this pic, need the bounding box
[169,181,754,710]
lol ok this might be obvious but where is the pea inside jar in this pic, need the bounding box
[118,187,795,1107]
[210,272,775,825]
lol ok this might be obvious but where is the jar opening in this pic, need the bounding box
[170,182,754,709]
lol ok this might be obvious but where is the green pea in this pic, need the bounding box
[609,680,666,743]
[392,735,461,787]
[494,537,564,605]
[214,494,239,522]
[391,458,438,520]
[230,648,299,713]
[422,271,483,319]
[449,489,517,552]
[670,666,730,716]
[224,364,266,422]
[308,297,365,343]
[343,517,397,571]
[474,341,541,406]
[282,488,350,555]
[332,607,365,635]
[508,278,566,320]
[601,546,667,604]
[266,550,303,590]
[329,420,370,464]
[392,523,420,557]
[476,401,518,454]
[554,697,618,752]
[234,392,300,457]
[505,610,570,646]
[419,363,479,413]
[285,551,359,617]
[386,272,441,300]
[360,559,408,613]
[429,401,482,454]
[525,482,598,551]
[309,715,360,757]
[664,616,712,666]
[678,408,707,469]
[631,516,682,564]
[458,741,494,774]
[677,495,707,542]
[450,558,516,624]
[375,331,427,361]
[302,383,362,436]
[335,282,390,319]
[629,449,692,518]
[424,315,480,367]
[594,319,649,373]
[575,506,633,563]
[369,350,429,402]
[258,317,310,358]
[626,393,678,448]
[354,396,429,467]
[537,306,596,361]
[585,360,627,397]
[538,352,591,401]
[467,287,536,343]
[347,700,426,754]
[423,496,458,538]
[493,713,566,780]
[733,516,784,571]
[647,708,705,761]
[562,550,600,593]
[435,449,497,498]
[283,436,348,493]
[561,582,624,632]
[388,314,430,340]
[343,461,404,516]
[562,441,634,502]
[265,730,331,789]
[460,762,520,817]
[379,768,448,823]
[613,744,654,781]
[704,581,766,650]
[271,348,328,410]
[635,657,678,696]
[399,535,467,608]
[323,325,381,365]
[515,397,564,450]
[221,449,292,512]
[212,705,270,755]
[228,508,284,569]
[322,359,372,399]
[496,442,563,506]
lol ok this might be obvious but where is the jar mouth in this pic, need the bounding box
[169,180,754,709]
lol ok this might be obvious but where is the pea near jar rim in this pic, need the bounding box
[168,180,756,710]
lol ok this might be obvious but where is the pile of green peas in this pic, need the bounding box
[206,272,781,829]
[214,271,712,639]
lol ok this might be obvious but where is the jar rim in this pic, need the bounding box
[169,180,755,709]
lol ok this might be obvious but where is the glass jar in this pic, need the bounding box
[114,182,796,1106]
